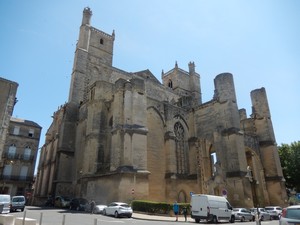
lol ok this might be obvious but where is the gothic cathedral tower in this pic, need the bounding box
[68,7,115,105]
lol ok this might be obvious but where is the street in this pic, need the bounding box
[11,206,281,225]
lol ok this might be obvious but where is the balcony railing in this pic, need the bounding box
[0,174,34,182]
[2,153,34,161]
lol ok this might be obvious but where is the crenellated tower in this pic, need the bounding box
[68,7,115,105]
[161,61,201,107]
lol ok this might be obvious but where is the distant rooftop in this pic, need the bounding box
[10,117,42,128]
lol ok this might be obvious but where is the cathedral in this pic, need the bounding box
[33,7,287,208]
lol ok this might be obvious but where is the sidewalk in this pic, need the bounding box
[132,212,194,222]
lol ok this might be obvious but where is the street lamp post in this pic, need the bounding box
[246,166,261,225]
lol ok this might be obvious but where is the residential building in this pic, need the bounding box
[1,117,41,199]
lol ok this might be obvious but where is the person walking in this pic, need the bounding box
[90,200,95,214]
[182,206,187,222]
[173,201,179,221]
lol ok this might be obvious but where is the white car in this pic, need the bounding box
[93,204,107,214]
[279,205,300,225]
[265,206,282,219]
[103,202,132,218]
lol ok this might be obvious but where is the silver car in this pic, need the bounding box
[232,208,255,222]
[250,208,272,221]
[265,206,282,219]
[279,205,300,225]
[11,195,26,212]
[103,202,132,218]
[93,204,107,214]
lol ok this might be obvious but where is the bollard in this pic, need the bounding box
[22,210,27,225]
[94,218,97,225]
[62,214,66,225]
[39,212,43,225]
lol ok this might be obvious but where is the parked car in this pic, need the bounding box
[10,195,26,212]
[93,204,107,214]
[54,196,71,208]
[279,205,300,225]
[265,206,282,219]
[69,198,89,211]
[0,194,11,214]
[45,196,54,207]
[250,208,272,221]
[103,202,132,218]
[232,208,255,222]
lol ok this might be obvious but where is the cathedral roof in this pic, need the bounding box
[133,69,161,84]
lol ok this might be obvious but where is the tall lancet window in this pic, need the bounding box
[174,122,188,174]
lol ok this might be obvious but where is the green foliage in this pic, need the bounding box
[131,200,190,215]
[278,141,300,192]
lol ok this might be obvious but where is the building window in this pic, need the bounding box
[23,147,31,160]
[28,129,34,137]
[20,166,28,180]
[3,164,12,178]
[13,126,20,135]
[100,38,104,45]
[168,80,173,88]
[8,144,16,159]
[174,122,188,174]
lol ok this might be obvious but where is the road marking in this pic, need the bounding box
[96,219,125,223]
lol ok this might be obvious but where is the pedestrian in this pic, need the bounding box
[173,201,179,221]
[182,206,187,222]
[90,200,95,214]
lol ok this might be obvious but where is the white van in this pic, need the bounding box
[0,194,11,214]
[190,194,235,223]
[11,195,26,212]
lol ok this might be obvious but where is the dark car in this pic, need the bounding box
[54,196,71,208]
[69,198,89,211]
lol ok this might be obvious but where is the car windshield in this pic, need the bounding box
[12,197,24,202]
[0,195,10,202]
[286,208,300,219]
[80,199,88,204]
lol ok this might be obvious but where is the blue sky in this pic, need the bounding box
[1,0,299,150]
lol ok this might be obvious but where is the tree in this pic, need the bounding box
[278,141,300,192]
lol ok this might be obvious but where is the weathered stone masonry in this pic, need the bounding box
[33,7,287,208]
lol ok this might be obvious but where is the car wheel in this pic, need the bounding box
[252,216,255,221]
[241,216,245,222]
[103,209,106,215]
[212,215,218,224]
[230,215,235,223]
[261,216,264,221]
[114,211,119,218]
[76,206,80,211]
[195,218,200,223]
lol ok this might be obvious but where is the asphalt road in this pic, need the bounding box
[10,206,281,225]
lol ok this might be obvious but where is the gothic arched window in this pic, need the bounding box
[168,80,173,88]
[174,122,188,174]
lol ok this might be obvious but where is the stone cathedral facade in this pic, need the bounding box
[34,7,287,208]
